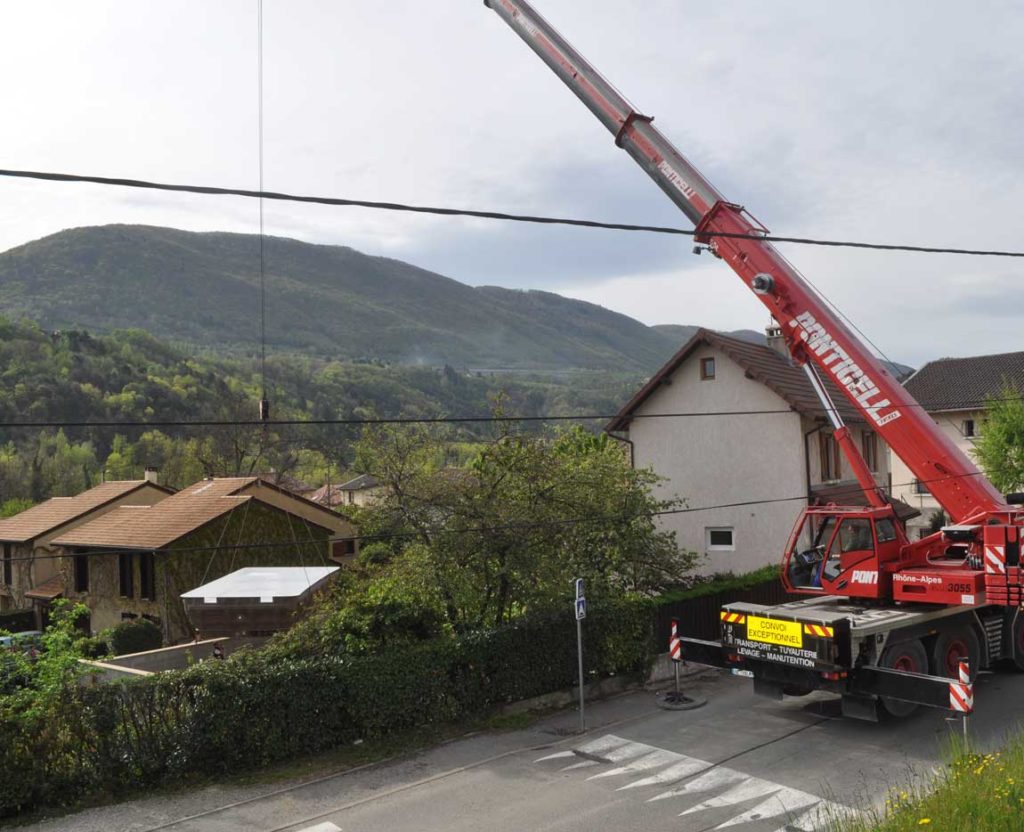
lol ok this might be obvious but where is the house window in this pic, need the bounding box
[347,491,355,505]
[913,478,931,496]
[963,419,976,438]
[332,538,357,559]
[861,432,879,473]
[119,552,134,598]
[700,357,716,380]
[705,527,735,551]
[74,554,89,593]
[138,552,156,601]
[819,433,842,482]
[2,543,11,586]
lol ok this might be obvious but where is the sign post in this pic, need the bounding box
[669,617,682,697]
[574,578,586,733]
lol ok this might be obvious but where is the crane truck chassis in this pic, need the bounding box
[485,0,1024,720]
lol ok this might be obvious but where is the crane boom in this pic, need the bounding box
[484,0,1007,523]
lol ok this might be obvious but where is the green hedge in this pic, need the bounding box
[0,599,655,816]
[109,619,162,655]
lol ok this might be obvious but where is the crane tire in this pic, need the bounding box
[929,625,980,681]
[879,638,928,719]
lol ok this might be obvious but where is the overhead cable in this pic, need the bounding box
[1,167,1022,258]
[2,469,1003,566]
[0,393,1020,430]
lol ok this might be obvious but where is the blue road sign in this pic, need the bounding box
[575,597,587,620]
[575,578,585,600]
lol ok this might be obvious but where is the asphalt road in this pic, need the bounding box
[21,668,1024,832]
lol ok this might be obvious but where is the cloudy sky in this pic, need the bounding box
[2,1,1021,366]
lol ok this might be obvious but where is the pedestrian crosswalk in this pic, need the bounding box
[535,734,855,831]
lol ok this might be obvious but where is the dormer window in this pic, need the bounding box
[700,357,716,380]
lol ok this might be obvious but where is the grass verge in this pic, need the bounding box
[828,732,1024,832]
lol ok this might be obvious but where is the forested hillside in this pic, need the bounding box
[0,317,640,504]
[0,225,681,372]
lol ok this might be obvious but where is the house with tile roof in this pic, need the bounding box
[0,475,173,626]
[890,350,1024,538]
[51,476,357,641]
[605,327,904,574]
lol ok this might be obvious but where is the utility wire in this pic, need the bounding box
[1,167,1023,259]
[256,0,268,407]
[0,394,1020,430]
[2,469,1009,566]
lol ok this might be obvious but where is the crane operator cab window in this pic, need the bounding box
[788,514,837,589]
[820,518,873,583]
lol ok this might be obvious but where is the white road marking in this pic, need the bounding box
[680,778,781,815]
[616,757,709,790]
[648,767,747,802]
[534,733,857,831]
[773,802,859,832]
[714,786,822,828]
[576,734,632,756]
[601,741,658,763]
[559,760,600,771]
[296,823,341,832]
[587,749,683,780]
[535,750,575,762]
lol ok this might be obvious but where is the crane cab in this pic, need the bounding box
[782,505,905,600]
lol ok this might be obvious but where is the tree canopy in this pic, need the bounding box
[273,424,697,657]
[973,384,1024,493]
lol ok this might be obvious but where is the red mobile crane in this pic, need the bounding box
[486,0,1024,719]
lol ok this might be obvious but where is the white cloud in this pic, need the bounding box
[1,1,1021,366]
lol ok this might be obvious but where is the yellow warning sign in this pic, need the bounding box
[746,615,803,648]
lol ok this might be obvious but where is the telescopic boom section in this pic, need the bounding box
[485,0,1008,523]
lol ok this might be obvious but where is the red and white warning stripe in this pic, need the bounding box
[984,545,1006,575]
[949,660,973,713]
[669,617,682,662]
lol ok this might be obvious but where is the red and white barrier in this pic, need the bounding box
[949,660,973,714]
[669,617,682,662]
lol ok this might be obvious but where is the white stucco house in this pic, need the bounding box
[889,350,1024,539]
[606,328,908,575]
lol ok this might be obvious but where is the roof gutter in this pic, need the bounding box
[606,430,634,468]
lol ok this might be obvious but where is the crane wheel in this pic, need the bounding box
[879,639,927,719]
[929,625,980,680]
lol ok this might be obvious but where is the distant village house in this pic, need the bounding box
[889,350,1024,538]
[0,473,171,626]
[606,327,910,574]
[47,476,355,642]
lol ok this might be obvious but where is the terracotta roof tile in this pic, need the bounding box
[904,351,1024,412]
[52,494,250,550]
[0,481,160,543]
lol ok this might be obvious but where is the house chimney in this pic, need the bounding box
[765,321,789,358]
[144,467,159,485]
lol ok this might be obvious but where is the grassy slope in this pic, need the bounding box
[0,225,681,372]
[830,736,1024,832]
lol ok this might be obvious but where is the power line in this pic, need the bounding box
[256,0,268,409]
[2,469,1009,566]
[2,167,1023,258]
[0,393,1019,430]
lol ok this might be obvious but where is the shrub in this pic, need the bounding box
[109,619,162,655]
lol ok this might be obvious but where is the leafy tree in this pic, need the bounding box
[341,423,696,634]
[973,384,1024,493]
